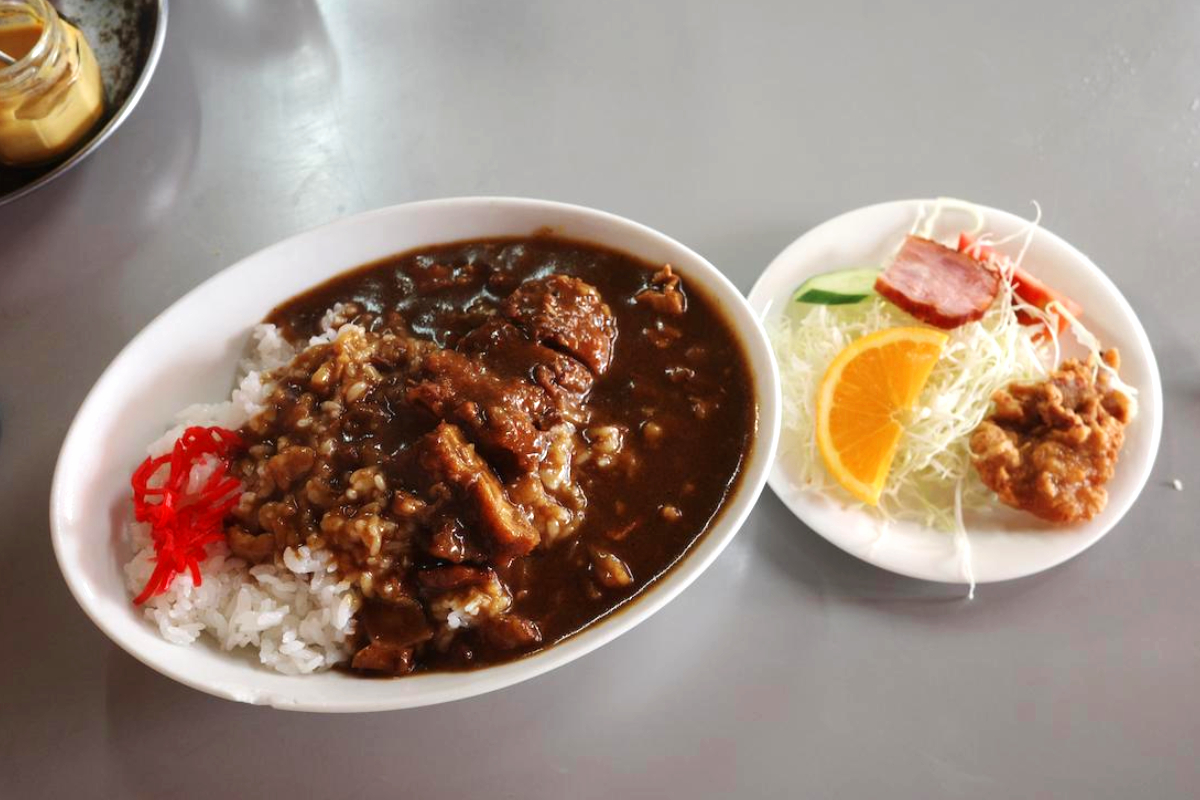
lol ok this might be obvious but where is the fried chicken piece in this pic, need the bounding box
[970,350,1132,523]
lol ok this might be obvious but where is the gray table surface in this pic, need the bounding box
[2,1,1198,797]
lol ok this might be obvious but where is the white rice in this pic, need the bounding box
[123,310,361,675]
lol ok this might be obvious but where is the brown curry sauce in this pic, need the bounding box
[244,235,756,674]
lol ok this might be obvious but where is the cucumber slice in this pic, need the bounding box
[793,267,880,305]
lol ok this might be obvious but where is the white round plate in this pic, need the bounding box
[747,199,1162,584]
[50,197,781,711]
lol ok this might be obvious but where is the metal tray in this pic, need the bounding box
[0,0,166,206]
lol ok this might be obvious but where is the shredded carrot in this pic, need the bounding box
[957,232,1083,339]
[130,426,243,604]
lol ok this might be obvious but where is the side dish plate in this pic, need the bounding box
[748,199,1162,585]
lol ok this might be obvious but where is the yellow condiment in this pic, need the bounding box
[0,19,42,58]
[0,5,105,167]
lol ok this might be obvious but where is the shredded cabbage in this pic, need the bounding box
[773,279,1047,533]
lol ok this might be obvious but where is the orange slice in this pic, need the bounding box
[816,327,949,505]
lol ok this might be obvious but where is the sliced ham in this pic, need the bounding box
[875,235,1000,329]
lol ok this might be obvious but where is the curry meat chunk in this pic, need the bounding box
[970,349,1132,523]
[457,319,595,416]
[634,265,687,316]
[416,422,541,558]
[502,274,617,375]
[408,347,552,474]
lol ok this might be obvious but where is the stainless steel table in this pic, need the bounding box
[2,2,1196,797]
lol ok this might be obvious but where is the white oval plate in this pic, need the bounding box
[50,197,781,711]
[748,199,1162,584]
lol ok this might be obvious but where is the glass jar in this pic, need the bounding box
[0,0,104,167]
